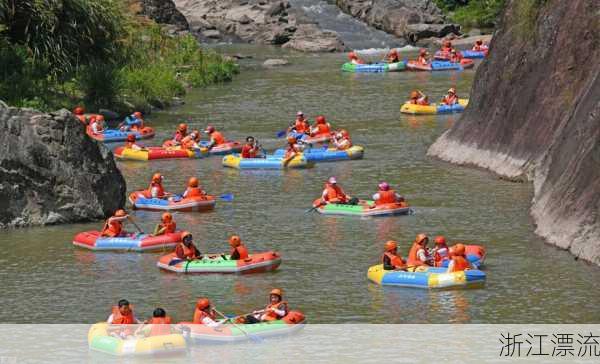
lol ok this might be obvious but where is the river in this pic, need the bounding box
[2,45,599,325]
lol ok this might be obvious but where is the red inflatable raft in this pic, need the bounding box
[129,191,216,212]
[157,251,282,274]
[72,231,182,251]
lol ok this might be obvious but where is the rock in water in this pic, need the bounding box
[0,104,127,228]
[282,24,345,52]
[263,58,290,67]
[428,0,600,264]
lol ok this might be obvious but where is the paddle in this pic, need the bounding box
[275,130,287,138]
[219,193,234,202]
[127,216,144,234]
[213,308,264,343]
[306,201,324,213]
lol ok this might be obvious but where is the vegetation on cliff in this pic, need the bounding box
[0,0,238,112]
[434,0,506,29]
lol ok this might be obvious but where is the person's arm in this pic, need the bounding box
[383,255,394,270]
[107,314,115,324]
[446,260,455,273]
[372,193,380,201]
[270,304,287,317]
[230,248,240,260]
[153,224,164,236]
[175,245,184,259]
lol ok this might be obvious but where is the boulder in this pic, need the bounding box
[139,0,189,31]
[263,58,289,67]
[282,24,345,52]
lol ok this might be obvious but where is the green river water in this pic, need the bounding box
[2,45,599,324]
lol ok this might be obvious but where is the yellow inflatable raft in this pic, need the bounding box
[88,323,186,356]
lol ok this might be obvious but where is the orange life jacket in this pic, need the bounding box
[176,242,198,259]
[335,137,352,150]
[174,130,186,143]
[263,301,288,321]
[285,145,300,159]
[449,255,470,272]
[382,252,406,269]
[417,56,429,65]
[184,187,204,198]
[111,306,135,324]
[241,144,258,158]
[323,184,347,203]
[407,243,429,267]
[88,122,103,135]
[157,221,176,234]
[145,182,166,199]
[313,123,330,136]
[375,190,397,206]
[294,119,309,133]
[211,131,226,145]
[76,114,87,125]
[193,308,216,324]
[433,244,450,266]
[101,218,122,237]
[149,316,172,336]
[442,94,458,105]
[181,135,197,149]
[231,244,249,259]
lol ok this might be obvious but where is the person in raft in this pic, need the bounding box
[347,51,364,65]
[73,106,87,124]
[88,115,104,136]
[407,233,434,268]
[284,135,302,159]
[382,240,407,271]
[153,212,176,236]
[386,49,400,63]
[180,130,202,150]
[332,129,352,150]
[124,134,145,151]
[241,136,261,158]
[101,209,130,237]
[107,299,141,338]
[441,88,459,105]
[472,39,489,52]
[239,289,289,324]
[416,48,430,65]
[120,111,144,131]
[144,173,167,199]
[204,125,226,151]
[319,177,358,205]
[309,115,332,137]
[408,90,430,105]
[431,235,450,266]
[289,111,310,135]
[447,243,473,273]
[169,123,188,146]
[135,308,176,337]
[175,231,202,261]
[371,182,404,207]
[181,177,206,199]
[440,40,453,54]
[227,235,249,260]
[449,49,462,63]
[193,298,227,328]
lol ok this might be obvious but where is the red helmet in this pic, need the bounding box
[114,209,127,217]
[434,236,446,245]
[453,243,466,256]
[161,212,172,222]
[229,235,241,247]
[196,298,210,310]
[151,173,163,183]
[316,115,326,124]
[444,40,452,48]
[348,52,357,60]
[133,111,142,119]
[384,240,397,252]
[188,177,199,187]
[126,134,136,142]
[178,123,187,132]
[419,48,428,56]
[378,182,390,191]
[415,233,428,245]
[73,107,84,115]
[204,125,215,134]
[287,136,296,144]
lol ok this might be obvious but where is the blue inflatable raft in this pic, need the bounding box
[87,127,155,143]
[461,50,487,59]
[273,146,364,162]
[368,264,486,289]
[222,154,313,169]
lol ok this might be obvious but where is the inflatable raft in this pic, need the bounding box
[367,264,486,289]
[273,145,364,162]
[88,323,186,356]
[180,311,305,343]
[400,99,469,115]
[407,59,474,71]
[87,127,155,143]
[157,251,281,274]
[288,132,332,144]
[341,61,406,73]
[461,50,488,59]
[198,141,243,155]
[129,192,216,212]
[113,145,207,161]
[73,231,182,251]
[313,199,411,217]
[433,50,456,61]
[222,154,313,169]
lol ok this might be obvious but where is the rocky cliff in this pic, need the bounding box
[172,0,345,52]
[336,0,460,43]
[428,0,600,264]
[0,103,126,228]
[139,0,190,31]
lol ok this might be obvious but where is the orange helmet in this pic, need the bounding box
[181,231,192,242]
[270,288,282,297]
[453,243,466,256]
[151,173,163,183]
[287,135,296,144]
[415,233,428,245]
[444,40,452,48]
[192,130,201,140]
[161,212,172,222]
[188,177,199,187]
[410,91,419,99]
[178,123,187,132]
[73,107,84,115]
[316,115,326,124]
[133,111,142,119]
[115,209,127,217]
[448,88,456,94]
[384,240,397,252]
[434,236,446,245]
[126,134,136,142]
[204,125,215,134]
[340,129,349,138]
[229,235,241,247]
[348,51,357,60]
[196,298,210,310]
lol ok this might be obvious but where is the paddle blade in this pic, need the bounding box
[219,193,234,202]
[276,130,287,138]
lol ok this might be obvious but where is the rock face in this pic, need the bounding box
[336,0,460,43]
[172,0,345,52]
[428,0,600,264]
[139,0,190,31]
[0,103,126,228]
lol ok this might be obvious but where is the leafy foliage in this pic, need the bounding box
[435,0,506,29]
